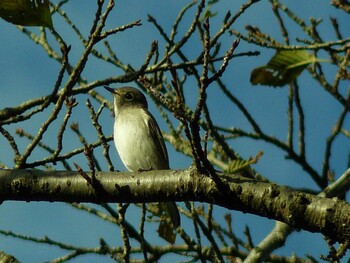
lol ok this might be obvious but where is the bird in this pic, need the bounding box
[104,86,180,228]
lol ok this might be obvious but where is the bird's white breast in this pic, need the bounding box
[113,108,168,172]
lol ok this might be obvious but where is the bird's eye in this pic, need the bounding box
[125,93,133,101]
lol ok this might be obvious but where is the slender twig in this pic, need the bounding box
[139,204,149,262]
[333,48,350,90]
[287,84,294,149]
[150,0,205,68]
[138,40,158,74]
[330,17,343,40]
[168,1,198,46]
[14,1,115,168]
[86,99,114,171]
[99,20,142,40]
[50,97,77,168]
[293,81,306,158]
[15,129,72,170]
[118,203,131,263]
[207,39,240,85]
[189,202,205,263]
[194,207,225,263]
[0,126,21,163]
[71,123,102,172]
[195,0,260,65]
[192,17,210,123]
[309,62,347,107]
[0,42,70,126]
[270,0,290,45]
[22,135,112,168]
[217,126,323,187]
[231,29,350,51]
[322,90,350,182]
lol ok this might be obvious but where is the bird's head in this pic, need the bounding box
[104,86,148,112]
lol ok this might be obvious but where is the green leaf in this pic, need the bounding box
[250,50,317,87]
[0,0,53,28]
[226,152,263,174]
[200,0,219,22]
[158,220,176,244]
[156,203,176,244]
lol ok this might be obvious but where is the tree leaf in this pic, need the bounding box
[226,151,263,174]
[250,50,317,87]
[158,220,176,244]
[156,203,176,244]
[0,0,53,28]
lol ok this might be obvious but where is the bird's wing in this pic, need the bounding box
[147,114,169,169]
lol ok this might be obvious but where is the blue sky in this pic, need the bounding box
[0,1,349,262]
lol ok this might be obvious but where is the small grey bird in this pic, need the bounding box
[105,86,180,228]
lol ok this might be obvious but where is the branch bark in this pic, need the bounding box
[0,168,349,243]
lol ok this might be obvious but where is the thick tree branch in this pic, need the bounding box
[0,168,349,244]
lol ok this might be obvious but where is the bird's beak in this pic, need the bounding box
[104,86,115,93]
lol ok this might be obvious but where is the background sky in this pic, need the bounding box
[0,1,349,262]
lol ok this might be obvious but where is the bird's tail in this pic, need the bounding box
[166,202,180,228]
